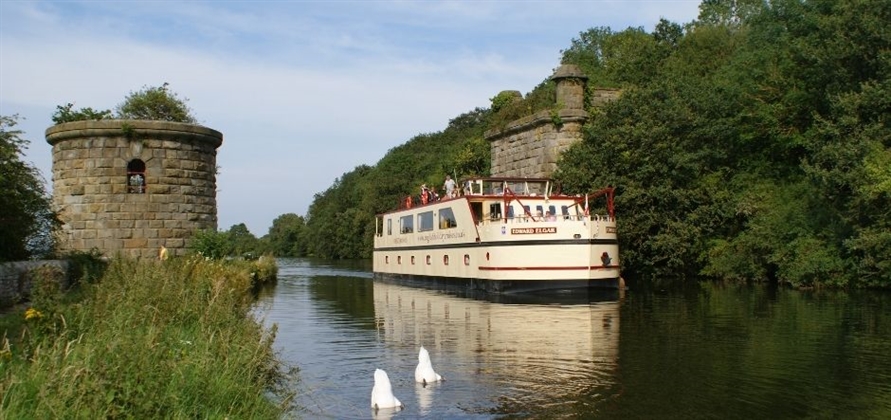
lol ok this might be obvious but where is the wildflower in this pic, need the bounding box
[25,308,44,321]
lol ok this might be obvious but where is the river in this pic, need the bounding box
[255,258,891,419]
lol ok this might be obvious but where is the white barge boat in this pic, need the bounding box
[372,177,621,293]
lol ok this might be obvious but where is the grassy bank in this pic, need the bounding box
[0,255,290,418]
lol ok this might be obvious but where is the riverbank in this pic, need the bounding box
[0,256,291,418]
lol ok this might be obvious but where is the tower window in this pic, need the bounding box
[127,159,146,194]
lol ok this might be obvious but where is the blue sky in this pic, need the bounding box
[1,0,702,236]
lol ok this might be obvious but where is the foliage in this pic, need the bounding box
[226,223,261,258]
[51,83,197,125]
[50,103,113,124]
[556,0,891,287]
[0,115,58,261]
[264,213,308,257]
[116,82,197,123]
[190,228,232,260]
[0,257,290,418]
[63,249,109,286]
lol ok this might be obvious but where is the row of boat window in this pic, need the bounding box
[384,254,472,266]
[385,203,584,236]
[489,203,570,220]
[388,208,458,235]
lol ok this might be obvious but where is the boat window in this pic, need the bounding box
[398,256,402,264]
[439,207,457,229]
[464,254,470,265]
[561,205,570,220]
[510,182,528,195]
[506,205,515,220]
[426,255,431,265]
[418,211,434,232]
[443,255,449,265]
[535,205,544,217]
[400,215,413,233]
[375,217,383,237]
[489,203,502,220]
[411,256,416,265]
[387,218,392,235]
[527,181,546,196]
[548,205,556,217]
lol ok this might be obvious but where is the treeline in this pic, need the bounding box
[554,0,890,287]
[252,0,890,288]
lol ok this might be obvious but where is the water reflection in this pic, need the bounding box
[261,259,622,419]
[371,281,621,417]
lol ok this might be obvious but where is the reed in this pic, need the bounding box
[0,256,290,419]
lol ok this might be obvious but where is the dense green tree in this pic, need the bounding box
[227,223,260,257]
[116,83,196,123]
[264,213,307,257]
[0,115,58,261]
[557,0,890,287]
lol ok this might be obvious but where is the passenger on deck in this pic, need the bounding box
[546,211,557,222]
[443,175,456,199]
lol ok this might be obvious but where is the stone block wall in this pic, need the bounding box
[0,260,69,308]
[487,64,620,178]
[486,109,588,178]
[45,120,223,259]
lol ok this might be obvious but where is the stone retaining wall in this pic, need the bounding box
[0,260,69,309]
[486,64,620,178]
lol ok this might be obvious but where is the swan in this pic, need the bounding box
[371,368,403,410]
[414,346,443,386]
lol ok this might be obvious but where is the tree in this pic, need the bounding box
[0,115,58,261]
[264,213,307,257]
[116,83,197,123]
[51,103,113,124]
[227,223,260,257]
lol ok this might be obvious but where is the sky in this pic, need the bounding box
[1,0,702,236]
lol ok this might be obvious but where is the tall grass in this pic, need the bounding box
[0,256,290,419]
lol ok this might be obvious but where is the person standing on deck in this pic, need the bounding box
[443,175,456,199]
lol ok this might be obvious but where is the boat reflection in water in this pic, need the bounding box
[371,281,621,417]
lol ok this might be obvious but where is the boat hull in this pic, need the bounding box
[373,271,621,294]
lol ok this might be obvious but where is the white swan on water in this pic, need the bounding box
[371,368,403,410]
[414,346,443,386]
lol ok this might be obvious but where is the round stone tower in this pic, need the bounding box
[46,120,223,259]
[551,64,588,110]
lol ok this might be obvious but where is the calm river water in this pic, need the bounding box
[255,258,891,419]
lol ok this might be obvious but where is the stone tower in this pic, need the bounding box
[46,120,223,259]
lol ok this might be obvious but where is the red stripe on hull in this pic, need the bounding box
[478,265,619,271]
